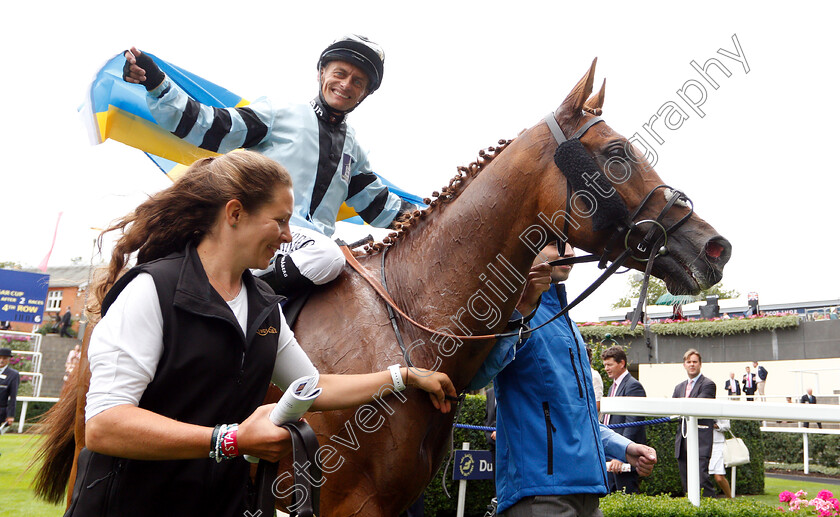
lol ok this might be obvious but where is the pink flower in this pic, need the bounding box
[818,490,834,501]
[831,498,840,511]
[780,491,795,503]
[795,490,808,499]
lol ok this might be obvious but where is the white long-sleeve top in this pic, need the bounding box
[86,273,317,421]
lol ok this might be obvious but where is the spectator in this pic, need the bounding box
[588,346,603,413]
[742,366,757,401]
[0,321,11,331]
[753,361,768,401]
[485,386,497,457]
[710,419,732,498]
[801,388,821,428]
[59,308,72,337]
[672,348,717,498]
[0,348,20,427]
[724,372,740,400]
[64,344,82,382]
[601,345,647,494]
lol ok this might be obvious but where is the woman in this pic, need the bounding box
[710,419,732,498]
[66,151,455,516]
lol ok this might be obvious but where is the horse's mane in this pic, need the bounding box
[363,138,514,254]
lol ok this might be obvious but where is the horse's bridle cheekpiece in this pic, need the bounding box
[544,111,694,329]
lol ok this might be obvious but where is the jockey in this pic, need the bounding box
[123,35,416,296]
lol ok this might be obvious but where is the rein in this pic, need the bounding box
[340,112,695,352]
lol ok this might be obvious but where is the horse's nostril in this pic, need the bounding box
[706,241,724,259]
[704,237,731,263]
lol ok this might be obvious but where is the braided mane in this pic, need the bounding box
[363,138,514,254]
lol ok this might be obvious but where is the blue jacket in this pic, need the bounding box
[146,78,406,237]
[468,284,630,514]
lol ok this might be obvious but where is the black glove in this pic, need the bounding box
[123,50,165,91]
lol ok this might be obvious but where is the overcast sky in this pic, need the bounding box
[3,1,838,322]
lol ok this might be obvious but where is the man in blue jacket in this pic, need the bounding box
[468,243,657,516]
[123,35,416,296]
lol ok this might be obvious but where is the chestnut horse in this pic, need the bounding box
[34,59,731,516]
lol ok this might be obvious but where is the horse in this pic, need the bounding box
[34,59,731,516]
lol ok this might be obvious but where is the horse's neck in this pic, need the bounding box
[384,137,552,387]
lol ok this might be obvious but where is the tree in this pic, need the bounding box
[0,261,23,270]
[611,276,740,309]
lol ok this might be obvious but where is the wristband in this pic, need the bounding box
[210,424,222,459]
[221,424,239,459]
[388,364,405,392]
[210,423,240,462]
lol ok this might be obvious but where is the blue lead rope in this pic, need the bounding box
[454,416,677,433]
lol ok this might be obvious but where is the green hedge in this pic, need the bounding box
[578,314,800,341]
[763,433,840,467]
[601,492,778,517]
[640,419,764,496]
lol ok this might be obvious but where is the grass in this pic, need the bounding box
[0,433,64,517]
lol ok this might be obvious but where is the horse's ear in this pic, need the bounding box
[584,78,606,115]
[556,58,597,121]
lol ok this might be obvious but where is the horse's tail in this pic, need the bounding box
[31,370,79,504]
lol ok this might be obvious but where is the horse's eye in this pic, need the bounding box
[606,146,625,159]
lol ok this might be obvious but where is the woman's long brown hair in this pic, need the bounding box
[94,151,292,308]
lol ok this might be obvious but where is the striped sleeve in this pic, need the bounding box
[344,149,404,227]
[146,77,272,153]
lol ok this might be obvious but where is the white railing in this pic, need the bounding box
[600,397,840,506]
[2,330,50,432]
[15,395,60,433]
[760,426,840,474]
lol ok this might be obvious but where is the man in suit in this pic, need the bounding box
[753,361,768,401]
[672,348,717,498]
[601,346,647,493]
[801,388,821,428]
[59,308,73,337]
[724,372,741,400]
[484,386,497,457]
[742,366,757,401]
[0,347,20,427]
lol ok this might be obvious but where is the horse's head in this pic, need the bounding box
[542,59,731,295]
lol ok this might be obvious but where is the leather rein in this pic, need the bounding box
[341,112,695,359]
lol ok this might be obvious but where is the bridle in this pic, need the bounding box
[341,110,695,365]
[543,111,694,329]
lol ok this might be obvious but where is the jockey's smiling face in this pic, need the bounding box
[319,61,370,111]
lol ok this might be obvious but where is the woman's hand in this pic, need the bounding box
[237,404,294,462]
[405,367,457,413]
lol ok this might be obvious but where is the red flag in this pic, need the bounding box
[38,212,63,272]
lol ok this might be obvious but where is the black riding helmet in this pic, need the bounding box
[317,34,385,94]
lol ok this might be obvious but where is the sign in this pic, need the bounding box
[453,449,494,480]
[0,269,50,324]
